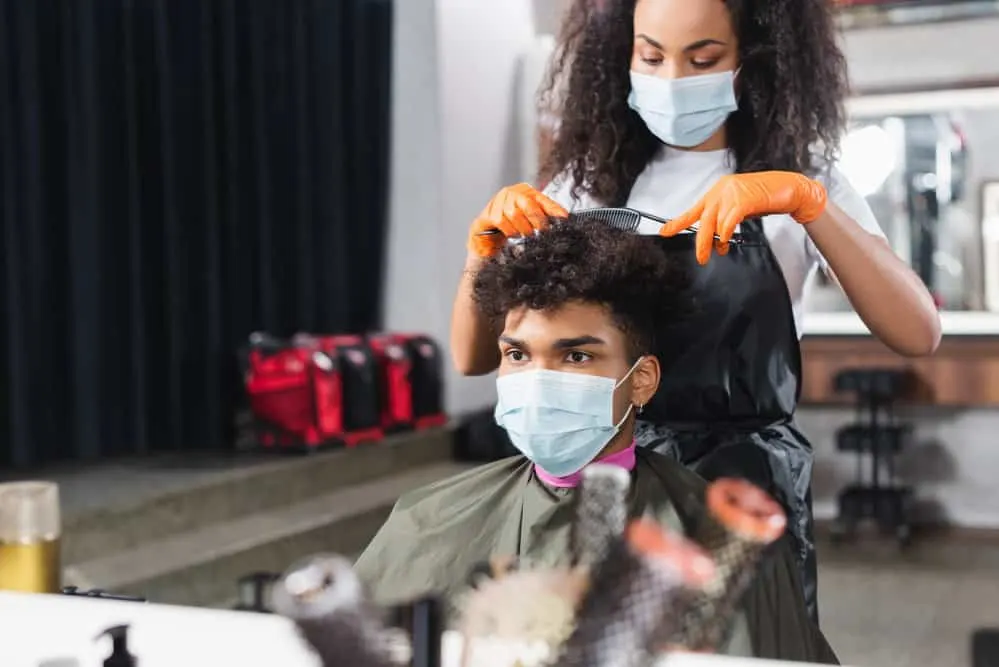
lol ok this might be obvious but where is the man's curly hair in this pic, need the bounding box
[472,220,688,360]
[539,0,848,205]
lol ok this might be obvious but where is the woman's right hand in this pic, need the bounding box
[467,183,568,258]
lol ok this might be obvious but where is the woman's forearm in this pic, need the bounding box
[805,203,941,357]
[449,254,502,376]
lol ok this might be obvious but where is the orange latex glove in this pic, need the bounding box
[660,171,828,265]
[467,183,568,258]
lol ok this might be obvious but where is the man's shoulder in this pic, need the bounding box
[354,456,532,604]
[390,455,531,526]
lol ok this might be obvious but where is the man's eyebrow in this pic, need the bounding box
[498,335,606,348]
[553,335,605,349]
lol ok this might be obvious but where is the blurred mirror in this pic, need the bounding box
[809,87,999,313]
[834,0,999,30]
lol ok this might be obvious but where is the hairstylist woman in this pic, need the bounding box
[450,0,941,622]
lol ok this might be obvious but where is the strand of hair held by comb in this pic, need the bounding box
[668,478,788,652]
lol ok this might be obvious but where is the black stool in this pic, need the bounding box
[830,369,915,547]
[972,628,999,667]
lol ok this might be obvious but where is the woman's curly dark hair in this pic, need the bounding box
[539,0,848,205]
[472,219,689,359]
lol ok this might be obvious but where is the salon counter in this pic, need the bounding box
[0,591,852,667]
[799,311,999,406]
[803,311,999,337]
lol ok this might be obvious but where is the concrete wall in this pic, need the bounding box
[843,17,999,92]
[383,0,537,416]
[382,0,445,356]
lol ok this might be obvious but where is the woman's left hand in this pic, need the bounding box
[661,171,828,265]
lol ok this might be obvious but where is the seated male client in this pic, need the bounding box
[354,220,836,663]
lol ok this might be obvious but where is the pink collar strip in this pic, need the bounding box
[534,442,637,488]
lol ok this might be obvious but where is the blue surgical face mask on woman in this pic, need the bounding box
[627,69,738,148]
[493,359,642,477]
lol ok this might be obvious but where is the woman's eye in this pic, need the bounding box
[566,351,592,364]
[641,56,663,66]
[691,59,719,70]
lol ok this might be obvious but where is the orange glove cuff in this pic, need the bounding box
[467,222,505,258]
[792,178,828,224]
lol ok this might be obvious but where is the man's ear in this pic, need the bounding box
[630,355,660,409]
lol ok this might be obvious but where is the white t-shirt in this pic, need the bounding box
[542,147,887,338]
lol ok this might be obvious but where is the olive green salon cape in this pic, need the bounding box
[353,448,837,664]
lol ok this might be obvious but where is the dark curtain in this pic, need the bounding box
[0,0,393,468]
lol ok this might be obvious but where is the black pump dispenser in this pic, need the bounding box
[97,624,137,667]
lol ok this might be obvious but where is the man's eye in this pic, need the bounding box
[566,351,591,363]
[505,349,526,362]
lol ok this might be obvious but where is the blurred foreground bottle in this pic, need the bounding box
[0,481,61,593]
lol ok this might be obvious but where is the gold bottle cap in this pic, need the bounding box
[0,481,60,543]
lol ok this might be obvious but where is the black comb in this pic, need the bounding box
[570,207,669,235]
[476,206,739,241]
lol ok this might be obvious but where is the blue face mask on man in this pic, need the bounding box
[493,359,642,477]
[627,69,738,148]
